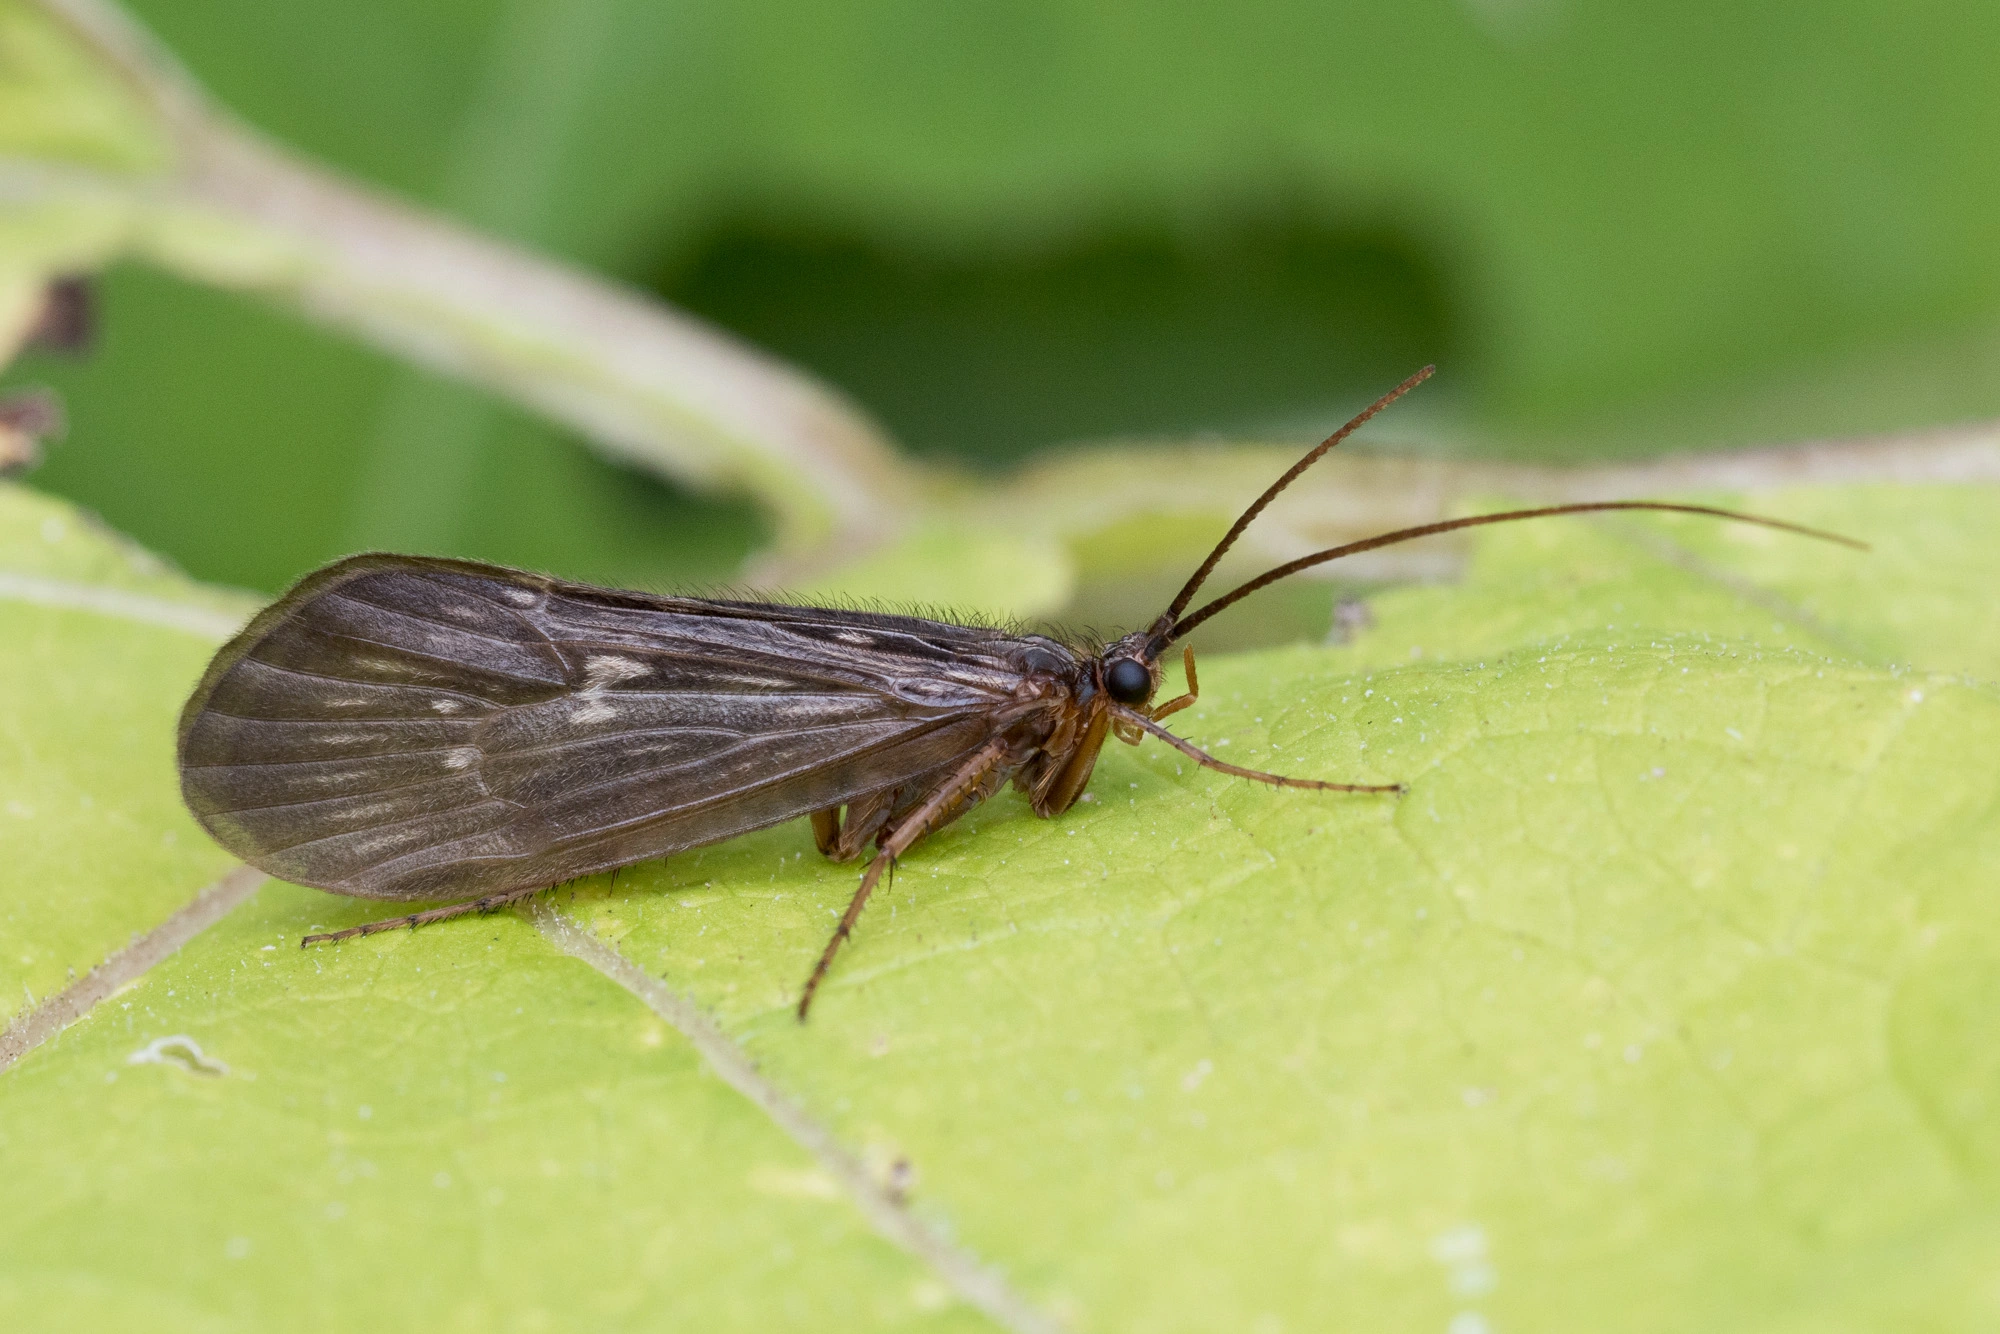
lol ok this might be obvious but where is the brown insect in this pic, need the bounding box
[175,368,1860,1017]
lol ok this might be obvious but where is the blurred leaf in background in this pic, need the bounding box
[8,0,2000,597]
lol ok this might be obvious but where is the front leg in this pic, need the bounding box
[1151,644,1199,721]
[1112,645,1199,747]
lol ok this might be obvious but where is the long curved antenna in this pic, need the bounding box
[1166,501,1867,643]
[1155,366,1435,634]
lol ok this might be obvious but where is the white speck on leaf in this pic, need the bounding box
[126,1035,229,1078]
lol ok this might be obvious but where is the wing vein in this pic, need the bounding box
[537,717,980,819]
[324,589,544,653]
[225,658,500,707]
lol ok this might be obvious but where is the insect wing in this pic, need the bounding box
[177,556,1035,901]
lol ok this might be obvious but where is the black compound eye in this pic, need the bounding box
[1105,657,1152,704]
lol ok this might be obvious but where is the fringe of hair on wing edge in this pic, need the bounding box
[619,577,1105,644]
[317,557,1117,657]
[487,562,1120,656]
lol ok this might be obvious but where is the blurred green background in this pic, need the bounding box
[11,0,2000,595]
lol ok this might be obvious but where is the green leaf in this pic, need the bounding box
[4,475,1998,1330]
[0,484,251,1027]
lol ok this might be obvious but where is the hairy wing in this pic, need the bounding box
[178,555,1053,901]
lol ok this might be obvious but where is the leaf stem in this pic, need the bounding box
[12,0,921,557]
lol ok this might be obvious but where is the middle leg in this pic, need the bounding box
[797,737,1012,1020]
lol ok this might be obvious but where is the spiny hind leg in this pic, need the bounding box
[301,883,547,947]
[875,761,1007,852]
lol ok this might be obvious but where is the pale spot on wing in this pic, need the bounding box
[833,630,876,646]
[582,654,649,690]
[431,699,463,714]
[572,700,616,725]
[444,747,479,770]
[501,587,540,606]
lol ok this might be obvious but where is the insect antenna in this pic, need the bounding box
[1153,365,1437,642]
[1166,501,1867,643]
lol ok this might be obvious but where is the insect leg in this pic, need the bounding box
[812,790,900,863]
[300,883,549,946]
[810,809,842,856]
[1112,705,1404,794]
[1150,645,1200,721]
[797,736,1012,1021]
